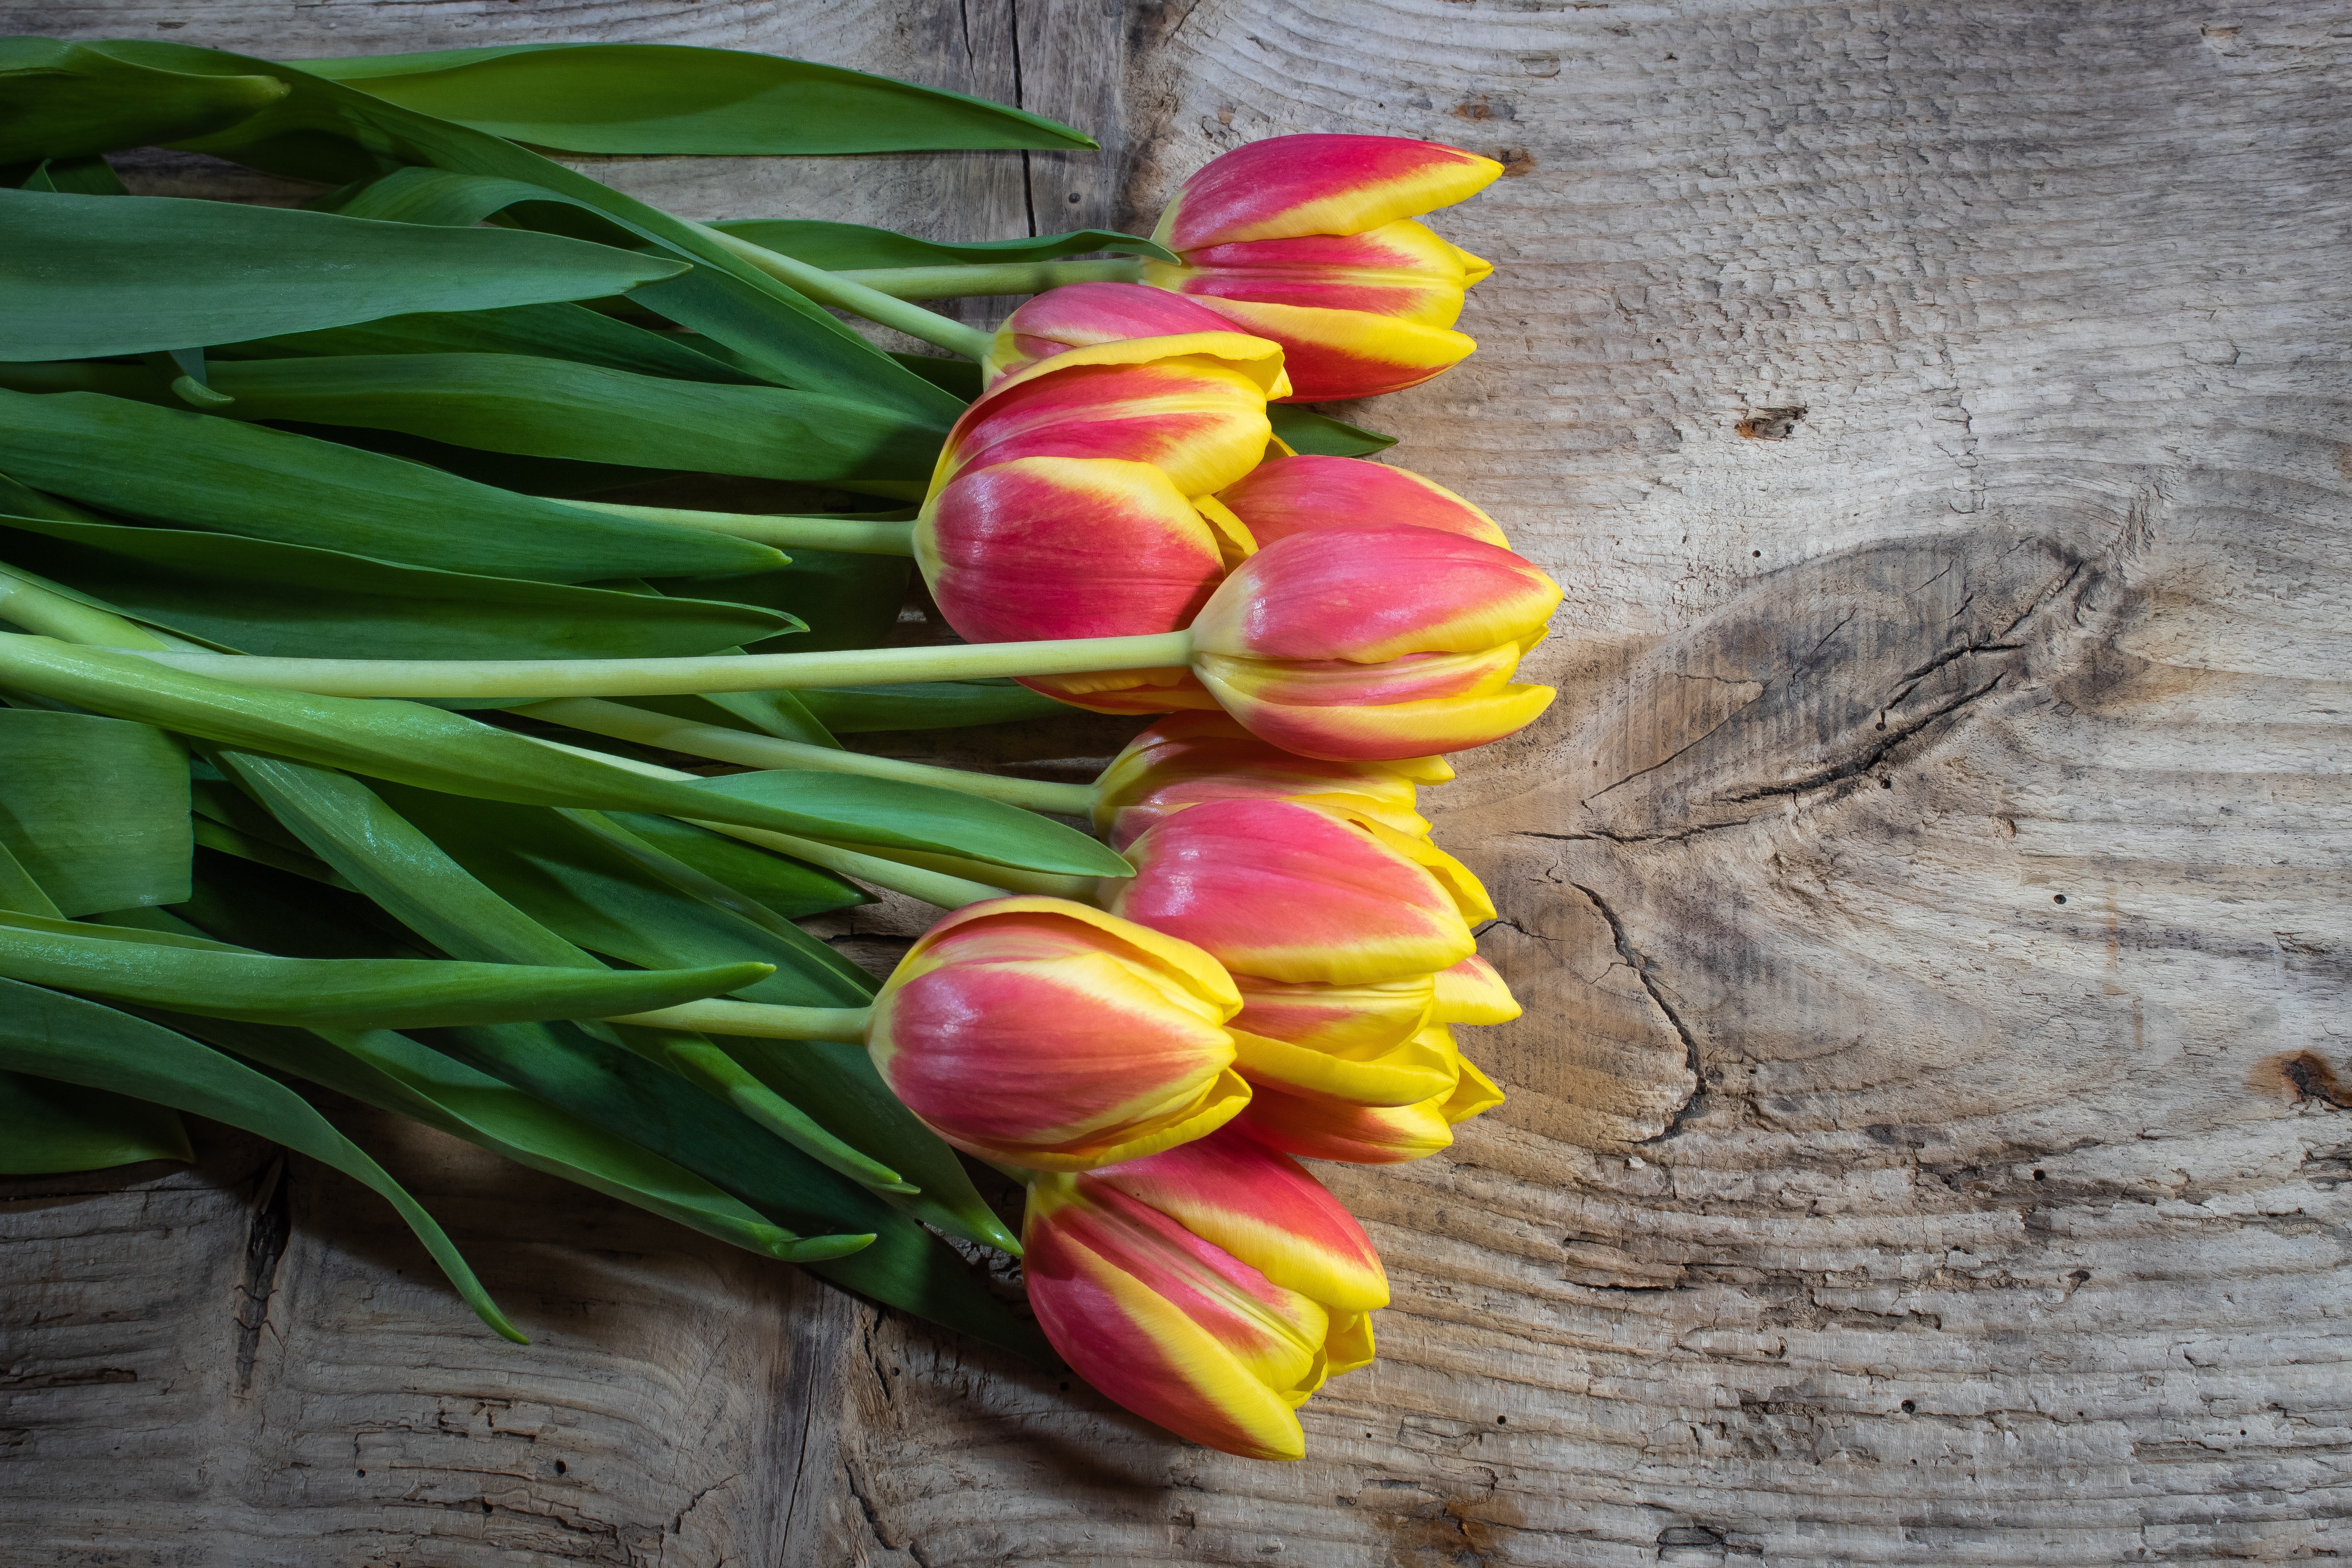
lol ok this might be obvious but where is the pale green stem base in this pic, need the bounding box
[122,630,1199,701]
[0,568,173,650]
[556,501,918,558]
[696,224,995,360]
[528,736,1015,908]
[519,697,1099,816]
[833,256,1146,301]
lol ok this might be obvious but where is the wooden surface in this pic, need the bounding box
[4,1,2349,1563]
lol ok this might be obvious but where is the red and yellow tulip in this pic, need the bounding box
[1141,134,1503,402]
[980,281,1266,390]
[866,896,1252,1171]
[1235,1051,1505,1165]
[917,331,1282,715]
[1092,711,1449,846]
[1187,524,1561,760]
[1023,1123,1387,1459]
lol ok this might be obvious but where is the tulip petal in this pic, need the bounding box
[1325,1312,1377,1379]
[1217,454,1510,550]
[1432,954,1522,1025]
[1443,1054,1505,1124]
[983,283,1256,385]
[920,456,1225,643]
[1022,667,1222,716]
[1084,1125,1388,1313]
[1234,1079,1455,1165]
[1092,711,1437,846]
[934,353,1277,499]
[1111,800,1475,985]
[1232,971,1436,1055]
[1153,134,1502,250]
[1025,1179,1318,1460]
[1148,220,1479,328]
[1230,1020,1460,1108]
[1200,668,1558,763]
[1190,525,1563,666]
[1169,294,1476,402]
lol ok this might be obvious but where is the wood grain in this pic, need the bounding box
[5,1,2350,1563]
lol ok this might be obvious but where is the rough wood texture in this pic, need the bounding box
[4,1,2349,1563]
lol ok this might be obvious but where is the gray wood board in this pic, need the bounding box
[2,1,2347,1563]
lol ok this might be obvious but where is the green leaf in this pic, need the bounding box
[217,301,760,385]
[599,813,867,921]
[431,1016,1047,1362]
[0,186,687,362]
[711,218,1172,269]
[688,770,1131,877]
[377,785,876,1009]
[0,835,62,918]
[0,1069,192,1172]
[0,975,520,1340]
[170,1013,871,1262]
[654,547,910,656]
[0,708,190,916]
[0,38,288,163]
[1269,404,1397,457]
[0,907,772,1029]
[0,512,802,660]
[15,154,130,196]
[609,691,841,751]
[890,352,982,402]
[0,636,1097,872]
[195,353,946,485]
[299,42,1094,155]
[0,389,784,582]
[795,679,1073,733]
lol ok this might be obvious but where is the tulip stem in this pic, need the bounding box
[551,501,919,558]
[522,735,1021,908]
[695,224,997,360]
[610,1000,873,1043]
[114,630,1201,701]
[517,698,1101,817]
[833,256,1146,301]
[0,567,173,651]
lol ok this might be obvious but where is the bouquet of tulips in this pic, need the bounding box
[0,37,1555,1460]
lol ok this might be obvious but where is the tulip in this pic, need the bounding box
[1023,1123,1387,1459]
[1140,134,1504,402]
[980,281,1275,391]
[1091,711,1449,846]
[866,896,1252,1171]
[1216,453,1511,550]
[917,329,1282,715]
[1186,523,1560,760]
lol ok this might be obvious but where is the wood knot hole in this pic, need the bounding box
[1736,406,1806,440]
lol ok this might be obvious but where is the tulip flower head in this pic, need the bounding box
[917,330,1283,715]
[1235,1051,1505,1165]
[980,282,1271,390]
[1024,1123,1387,1459]
[1217,454,1512,551]
[1092,711,1451,846]
[866,896,1252,1171]
[1142,134,1504,402]
[1186,523,1561,760]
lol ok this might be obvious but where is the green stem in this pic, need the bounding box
[553,501,919,558]
[610,1000,874,1042]
[0,567,174,650]
[525,736,1015,908]
[833,256,1146,301]
[123,630,1199,701]
[518,698,1099,816]
[696,224,996,360]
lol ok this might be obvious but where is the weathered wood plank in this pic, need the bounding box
[5,0,2350,1563]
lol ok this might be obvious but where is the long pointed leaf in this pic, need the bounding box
[300,43,1093,155]
[712,218,1169,269]
[0,1069,193,1172]
[0,389,784,582]
[219,301,760,384]
[0,975,519,1340]
[0,186,686,361]
[0,38,286,162]
[0,707,190,915]
[0,512,799,660]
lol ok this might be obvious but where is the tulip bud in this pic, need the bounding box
[1092,711,1449,847]
[1023,1123,1387,1459]
[866,896,1251,1171]
[1106,798,1484,987]
[1217,454,1512,550]
[920,332,1284,715]
[980,282,1284,393]
[1142,134,1503,402]
[1186,524,1562,760]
